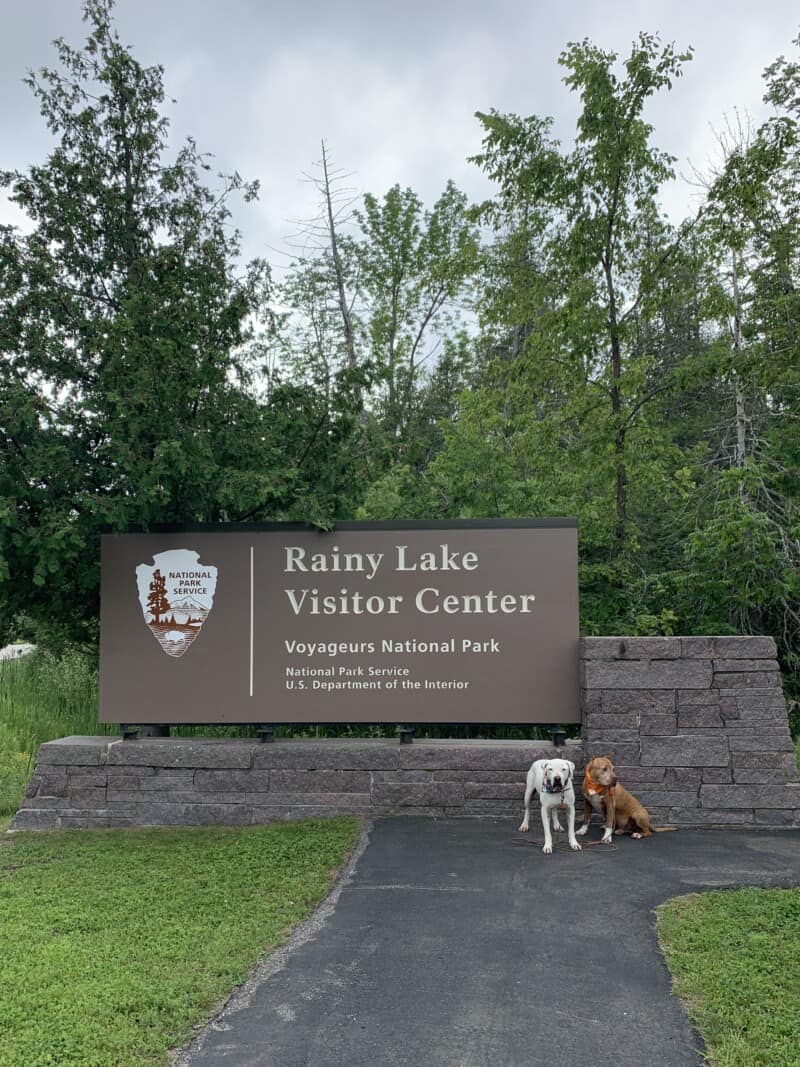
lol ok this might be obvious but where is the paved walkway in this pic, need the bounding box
[176,819,800,1067]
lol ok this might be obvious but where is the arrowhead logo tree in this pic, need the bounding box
[135,550,218,658]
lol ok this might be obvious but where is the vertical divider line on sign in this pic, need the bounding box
[249,545,254,697]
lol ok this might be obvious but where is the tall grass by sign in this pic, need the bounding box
[0,651,108,816]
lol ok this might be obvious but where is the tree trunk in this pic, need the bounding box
[604,257,628,554]
[730,250,748,484]
[321,141,358,371]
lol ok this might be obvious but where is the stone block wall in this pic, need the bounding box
[10,635,799,831]
[11,738,576,830]
[582,635,800,828]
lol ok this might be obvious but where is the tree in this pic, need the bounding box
[679,39,800,680]
[277,168,479,516]
[420,35,706,632]
[469,35,696,562]
[354,181,479,461]
[0,0,272,642]
[146,570,169,624]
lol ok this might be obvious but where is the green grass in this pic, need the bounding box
[657,887,800,1067]
[0,649,110,816]
[0,650,109,816]
[0,818,359,1066]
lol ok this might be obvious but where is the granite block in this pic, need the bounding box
[669,808,754,825]
[108,739,255,769]
[269,770,371,793]
[678,690,721,707]
[601,690,675,714]
[584,660,712,690]
[732,751,799,769]
[639,715,677,735]
[246,792,371,810]
[753,810,800,827]
[36,737,108,766]
[9,809,60,830]
[700,784,800,808]
[464,782,525,800]
[712,671,781,689]
[134,802,253,826]
[398,744,552,771]
[30,774,68,797]
[372,781,465,807]
[194,770,270,793]
[713,659,780,673]
[664,768,703,789]
[641,735,729,767]
[677,707,723,729]
[252,741,399,771]
[681,637,715,658]
[463,799,519,815]
[712,636,777,658]
[727,731,794,753]
[702,767,733,783]
[631,790,698,809]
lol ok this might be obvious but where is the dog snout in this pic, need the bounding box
[552,775,562,789]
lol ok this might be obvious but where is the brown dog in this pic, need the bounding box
[576,755,661,843]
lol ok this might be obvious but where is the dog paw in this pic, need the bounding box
[632,832,642,839]
[519,821,529,833]
[575,824,588,836]
[570,840,582,851]
[542,843,553,854]
[602,830,613,844]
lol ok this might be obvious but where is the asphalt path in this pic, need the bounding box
[176,819,800,1067]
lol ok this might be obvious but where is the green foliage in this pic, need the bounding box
[658,888,800,1067]
[0,0,351,642]
[0,819,359,1066]
[1,8,799,702]
[0,650,105,815]
[682,36,800,683]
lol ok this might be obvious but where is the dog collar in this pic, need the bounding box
[584,770,615,796]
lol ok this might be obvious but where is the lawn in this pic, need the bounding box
[657,887,800,1067]
[0,818,360,1067]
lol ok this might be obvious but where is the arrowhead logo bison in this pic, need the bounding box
[135,549,218,658]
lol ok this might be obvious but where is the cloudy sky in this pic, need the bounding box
[1,0,798,270]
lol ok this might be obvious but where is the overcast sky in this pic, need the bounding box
[1,1,798,271]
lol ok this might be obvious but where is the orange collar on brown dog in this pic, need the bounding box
[584,769,615,796]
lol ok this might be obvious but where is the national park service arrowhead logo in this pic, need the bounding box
[135,549,217,658]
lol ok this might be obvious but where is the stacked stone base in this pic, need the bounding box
[11,738,575,830]
[11,635,800,832]
[582,636,800,828]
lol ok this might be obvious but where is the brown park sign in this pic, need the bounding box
[99,520,579,724]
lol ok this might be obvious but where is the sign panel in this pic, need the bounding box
[100,520,579,723]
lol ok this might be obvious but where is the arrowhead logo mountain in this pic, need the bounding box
[135,549,218,658]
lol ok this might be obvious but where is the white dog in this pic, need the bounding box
[518,758,582,855]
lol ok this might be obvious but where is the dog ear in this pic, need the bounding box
[566,760,575,774]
